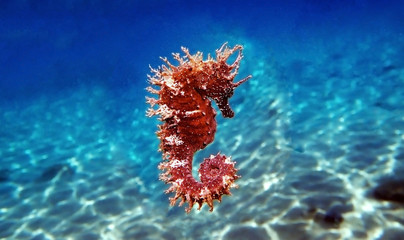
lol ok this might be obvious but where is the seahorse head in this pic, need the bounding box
[199,44,251,118]
[196,52,251,118]
[170,43,251,118]
[203,74,250,118]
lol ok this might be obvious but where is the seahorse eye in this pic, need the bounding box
[225,87,234,97]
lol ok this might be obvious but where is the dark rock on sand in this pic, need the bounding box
[373,179,404,204]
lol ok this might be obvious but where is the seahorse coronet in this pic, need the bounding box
[147,43,251,213]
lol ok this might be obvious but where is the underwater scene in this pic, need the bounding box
[1,0,403,239]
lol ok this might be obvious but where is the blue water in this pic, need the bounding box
[1,1,403,239]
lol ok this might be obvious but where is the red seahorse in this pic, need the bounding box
[146,43,251,213]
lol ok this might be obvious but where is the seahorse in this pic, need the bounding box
[146,43,251,213]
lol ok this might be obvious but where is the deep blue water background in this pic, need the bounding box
[1,1,404,239]
[2,0,401,103]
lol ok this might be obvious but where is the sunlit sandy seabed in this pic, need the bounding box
[1,33,404,240]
